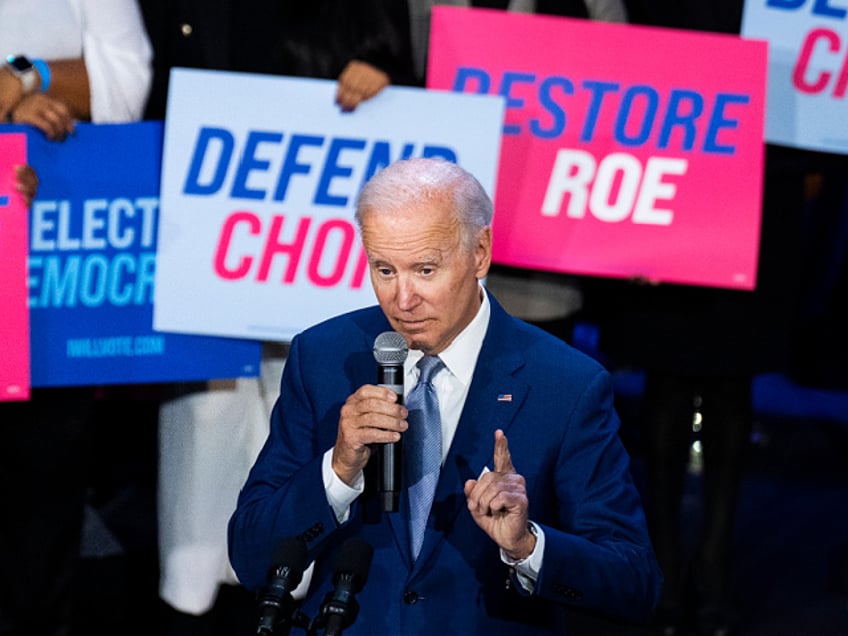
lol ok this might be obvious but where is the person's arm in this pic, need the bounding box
[532,369,662,621]
[333,0,415,111]
[584,0,629,22]
[3,58,84,140]
[1,54,87,135]
[42,58,90,120]
[335,60,390,112]
[465,362,661,620]
[1,0,152,134]
[228,333,407,591]
[75,0,153,122]
[0,63,29,121]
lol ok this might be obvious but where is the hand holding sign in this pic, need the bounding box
[13,164,38,207]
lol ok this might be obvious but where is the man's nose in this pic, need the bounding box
[396,276,419,309]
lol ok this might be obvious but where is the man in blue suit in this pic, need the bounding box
[228,157,661,634]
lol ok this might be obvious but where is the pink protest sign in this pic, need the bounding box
[429,7,767,290]
[0,132,31,400]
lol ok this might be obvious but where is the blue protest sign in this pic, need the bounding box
[18,121,261,386]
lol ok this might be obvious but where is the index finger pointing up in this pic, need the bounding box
[493,429,515,474]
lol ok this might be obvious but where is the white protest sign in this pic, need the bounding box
[742,0,848,154]
[154,69,504,340]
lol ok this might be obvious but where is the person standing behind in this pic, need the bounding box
[141,0,414,118]
[229,157,661,635]
[0,3,152,635]
[0,0,151,135]
[250,0,415,107]
[408,0,627,86]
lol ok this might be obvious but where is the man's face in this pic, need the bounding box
[360,196,491,355]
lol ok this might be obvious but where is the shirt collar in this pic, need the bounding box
[406,282,490,388]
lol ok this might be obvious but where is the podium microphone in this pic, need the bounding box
[373,331,408,512]
[318,538,374,636]
[256,537,309,636]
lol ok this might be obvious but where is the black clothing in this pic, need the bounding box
[140,0,235,119]
[473,0,589,17]
[267,1,414,83]
[140,0,416,119]
[0,388,96,636]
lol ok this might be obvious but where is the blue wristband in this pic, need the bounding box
[31,58,50,91]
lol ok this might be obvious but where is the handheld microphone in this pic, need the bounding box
[373,331,409,512]
[255,537,309,636]
[318,538,374,636]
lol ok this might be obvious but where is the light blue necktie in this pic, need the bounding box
[405,355,444,560]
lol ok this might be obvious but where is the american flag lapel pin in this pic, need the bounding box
[497,393,512,402]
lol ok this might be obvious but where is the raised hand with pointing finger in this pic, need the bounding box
[464,429,537,561]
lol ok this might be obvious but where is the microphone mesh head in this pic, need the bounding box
[373,331,408,365]
[269,537,308,577]
[335,538,374,591]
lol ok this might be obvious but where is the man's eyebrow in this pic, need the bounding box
[370,250,444,266]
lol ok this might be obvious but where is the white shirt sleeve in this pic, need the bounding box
[500,521,545,594]
[321,449,364,523]
[76,0,153,122]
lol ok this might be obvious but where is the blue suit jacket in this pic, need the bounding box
[229,292,661,634]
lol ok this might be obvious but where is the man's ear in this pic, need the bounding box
[475,226,492,279]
